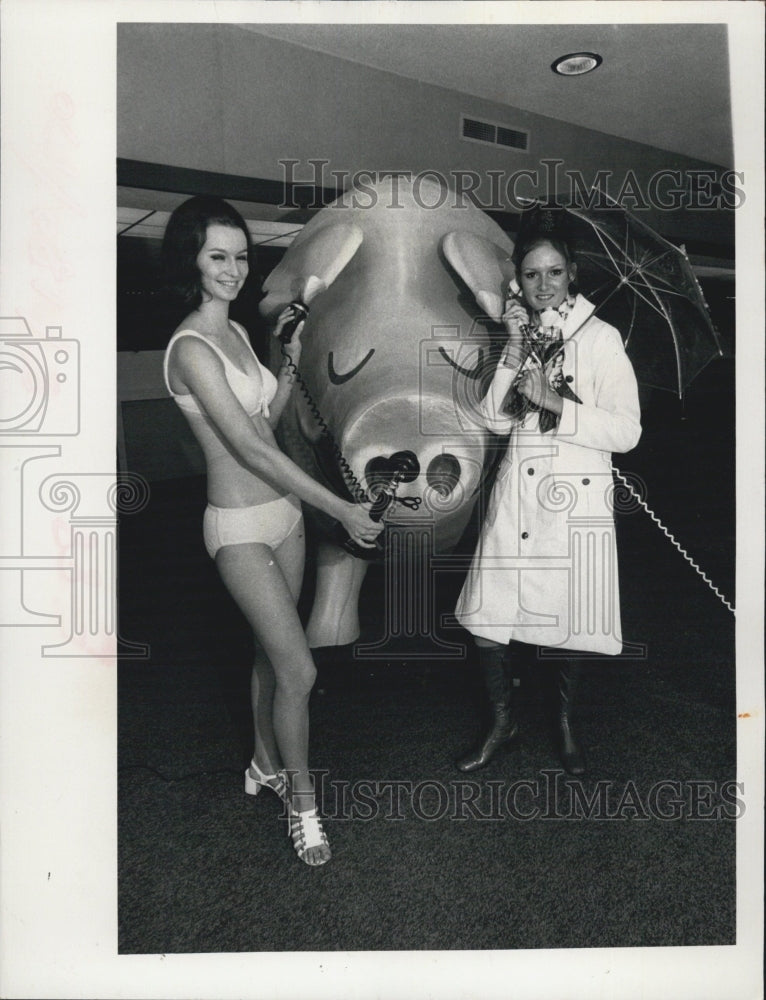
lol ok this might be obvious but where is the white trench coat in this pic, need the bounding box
[455,294,642,656]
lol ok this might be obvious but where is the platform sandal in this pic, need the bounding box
[288,804,331,866]
[244,760,289,803]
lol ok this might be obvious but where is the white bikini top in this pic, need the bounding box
[163,321,278,420]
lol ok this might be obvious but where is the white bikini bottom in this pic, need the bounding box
[202,494,302,558]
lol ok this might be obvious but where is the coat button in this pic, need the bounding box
[566,375,573,383]
[582,478,590,485]
[527,467,535,475]
[521,531,529,539]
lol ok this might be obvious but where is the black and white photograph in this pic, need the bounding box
[1,2,764,998]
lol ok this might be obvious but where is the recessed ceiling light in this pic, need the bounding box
[551,52,603,76]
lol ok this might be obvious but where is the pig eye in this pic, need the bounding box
[438,346,487,379]
[327,349,375,385]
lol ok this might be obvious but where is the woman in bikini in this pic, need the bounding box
[162,195,382,866]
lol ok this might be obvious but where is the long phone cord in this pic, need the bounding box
[279,343,369,504]
[280,334,733,612]
[610,463,734,613]
[278,343,421,513]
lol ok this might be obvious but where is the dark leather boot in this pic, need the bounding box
[557,662,585,775]
[457,643,518,772]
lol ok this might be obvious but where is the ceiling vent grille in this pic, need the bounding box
[461,115,529,152]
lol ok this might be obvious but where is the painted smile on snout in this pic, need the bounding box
[327,349,376,385]
[438,346,487,379]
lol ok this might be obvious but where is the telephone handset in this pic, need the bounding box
[278,301,309,344]
[505,278,531,320]
[340,450,420,560]
[504,278,532,334]
[277,274,327,344]
[278,344,422,557]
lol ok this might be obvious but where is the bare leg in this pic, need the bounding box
[250,646,280,774]
[215,527,330,865]
[249,524,305,779]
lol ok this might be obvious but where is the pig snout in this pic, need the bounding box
[339,394,484,520]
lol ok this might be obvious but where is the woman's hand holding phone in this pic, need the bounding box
[500,289,530,369]
[273,304,305,361]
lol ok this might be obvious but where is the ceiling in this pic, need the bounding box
[240,22,733,167]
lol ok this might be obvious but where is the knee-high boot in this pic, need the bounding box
[557,661,585,775]
[457,643,518,772]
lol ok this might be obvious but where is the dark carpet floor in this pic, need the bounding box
[118,359,736,954]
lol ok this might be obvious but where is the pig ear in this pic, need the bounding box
[259,223,363,318]
[442,232,516,322]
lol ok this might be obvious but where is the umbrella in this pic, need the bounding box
[515,193,725,397]
[514,193,735,615]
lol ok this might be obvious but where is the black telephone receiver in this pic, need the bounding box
[340,450,419,560]
[278,301,309,344]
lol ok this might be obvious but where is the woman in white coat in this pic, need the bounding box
[454,228,641,774]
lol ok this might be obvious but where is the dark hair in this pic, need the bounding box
[161,195,253,309]
[512,230,574,271]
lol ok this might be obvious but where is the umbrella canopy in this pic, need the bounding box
[515,194,725,396]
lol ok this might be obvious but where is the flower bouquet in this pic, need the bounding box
[502,307,572,431]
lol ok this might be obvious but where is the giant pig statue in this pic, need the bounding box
[259,174,515,647]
